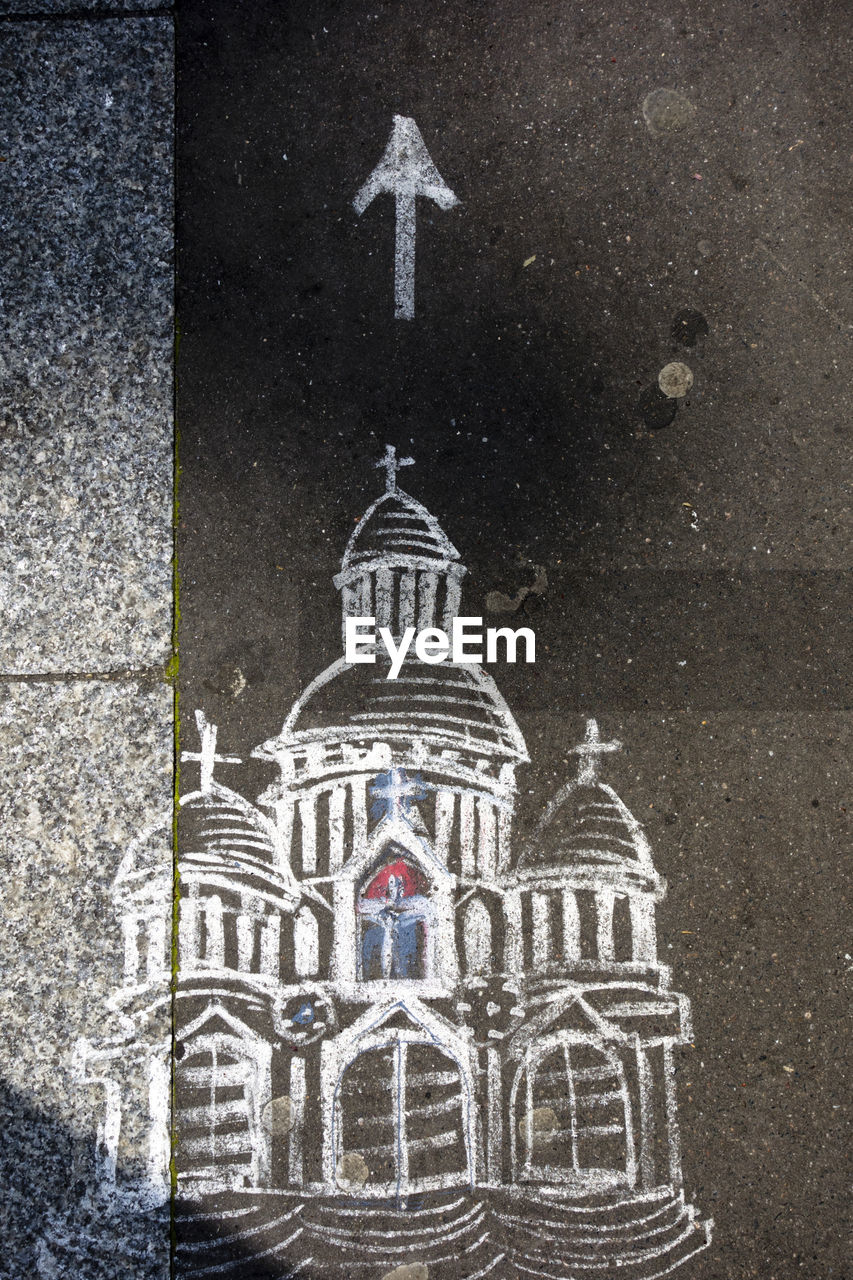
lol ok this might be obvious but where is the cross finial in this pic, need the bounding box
[180,709,242,794]
[571,718,622,785]
[375,443,415,494]
[369,767,425,821]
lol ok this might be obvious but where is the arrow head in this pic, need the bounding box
[354,114,459,213]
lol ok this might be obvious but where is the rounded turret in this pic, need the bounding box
[514,721,663,974]
[334,445,466,643]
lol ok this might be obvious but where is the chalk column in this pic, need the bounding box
[260,915,280,979]
[486,1046,503,1185]
[237,909,256,971]
[459,793,476,877]
[630,896,658,963]
[561,889,581,963]
[531,892,551,969]
[504,889,523,973]
[596,890,616,961]
[123,916,141,982]
[434,791,455,862]
[477,799,497,877]
[417,571,438,629]
[298,797,317,874]
[350,779,367,855]
[146,915,168,978]
[375,568,394,629]
[497,805,513,873]
[288,1055,307,1186]
[399,570,416,631]
[635,1044,656,1189]
[179,893,200,971]
[205,896,224,966]
[443,577,462,630]
[662,1045,684,1190]
[328,787,346,872]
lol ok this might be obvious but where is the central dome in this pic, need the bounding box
[263,657,528,762]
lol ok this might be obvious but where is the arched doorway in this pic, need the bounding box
[333,1032,473,1202]
[512,1035,635,1190]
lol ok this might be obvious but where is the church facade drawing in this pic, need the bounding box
[80,450,713,1278]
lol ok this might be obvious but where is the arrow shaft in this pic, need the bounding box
[394,191,416,321]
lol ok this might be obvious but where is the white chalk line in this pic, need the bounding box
[175,1204,303,1251]
[353,116,458,320]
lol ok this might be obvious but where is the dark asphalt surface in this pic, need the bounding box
[176,3,851,1275]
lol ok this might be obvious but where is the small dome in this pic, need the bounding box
[260,657,528,762]
[339,489,461,574]
[181,783,275,858]
[179,783,299,906]
[519,778,661,890]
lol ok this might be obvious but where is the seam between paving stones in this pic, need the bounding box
[169,309,181,1274]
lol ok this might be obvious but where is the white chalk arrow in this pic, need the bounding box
[353,114,459,320]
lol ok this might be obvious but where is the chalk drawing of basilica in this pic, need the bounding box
[81,449,714,1279]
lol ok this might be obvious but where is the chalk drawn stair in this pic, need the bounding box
[174,1194,306,1276]
[496,1187,713,1279]
[300,1190,500,1275]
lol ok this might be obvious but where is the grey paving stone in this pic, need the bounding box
[0,4,168,24]
[0,677,172,1278]
[0,18,173,674]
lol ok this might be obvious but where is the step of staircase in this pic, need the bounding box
[496,1185,676,1228]
[173,1188,712,1280]
[174,1194,306,1276]
[496,1191,686,1248]
[506,1206,712,1280]
[301,1190,495,1274]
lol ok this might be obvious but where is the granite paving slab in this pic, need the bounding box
[0,677,172,1279]
[0,16,173,674]
[0,3,169,25]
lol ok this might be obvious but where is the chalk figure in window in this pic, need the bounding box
[358,857,431,980]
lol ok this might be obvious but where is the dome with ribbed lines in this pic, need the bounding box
[339,488,461,573]
[258,657,528,762]
[518,719,661,890]
[179,783,299,908]
[113,818,172,903]
[334,453,468,642]
[520,780,652,871]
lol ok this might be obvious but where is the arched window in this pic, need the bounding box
[464,898,492,975]
[514,1036,634,1188]
[178,1040,255,1183]
[294,907,319,977]
[357,851,433,980]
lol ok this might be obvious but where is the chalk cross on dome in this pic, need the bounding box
[375,443,414,494]
[370,766,425,821]
[571,718,622,785]
[181,709,242,794]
